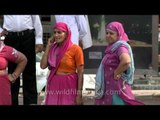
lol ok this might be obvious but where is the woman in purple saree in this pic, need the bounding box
[95,21,144,105]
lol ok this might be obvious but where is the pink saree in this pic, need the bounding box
[45,22,79,105]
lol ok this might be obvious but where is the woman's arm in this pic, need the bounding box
[8,52,27,83]
[76,65,84,105]
[40,37,53,69]
[114,53,131,80]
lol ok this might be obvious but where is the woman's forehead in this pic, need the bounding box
[54,29,65,32]
[106,29,117,34]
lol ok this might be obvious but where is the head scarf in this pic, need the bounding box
[105,21,129,42]
[47,22,73,82]
[48,22,72,68]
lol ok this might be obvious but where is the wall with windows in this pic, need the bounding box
[40,15,159,74]
[84,15,158,74]
[40,15,52,49]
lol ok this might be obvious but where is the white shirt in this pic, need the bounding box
[0,15,43,44]
[81,15,93,49]
[55,15,87,45]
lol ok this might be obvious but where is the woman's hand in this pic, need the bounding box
[0,30,8,37]
[47,36,54,47]
[35,44,43,53]
[75,95,83,105]
[114,73,122,80]
[8,74,16,83]
[114,53,131,80]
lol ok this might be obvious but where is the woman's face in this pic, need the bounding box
[106,30,118,44]
[53,29,67,44]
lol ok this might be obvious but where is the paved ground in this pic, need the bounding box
[18,74,160,105]
[133,90,160,105]
[82,90,160,105]
[18,90,160,105]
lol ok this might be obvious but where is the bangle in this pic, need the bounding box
[12,73,18,80]
[10,74,16,83]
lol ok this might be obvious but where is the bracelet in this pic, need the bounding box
[12,73,18,80]
[10,74,16,83]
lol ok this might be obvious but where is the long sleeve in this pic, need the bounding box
[81,15,93,49]
[0,28,3,33]
[32,15,43,44]
[75,15,87,40]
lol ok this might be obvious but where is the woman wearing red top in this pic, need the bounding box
[0,36,27,105]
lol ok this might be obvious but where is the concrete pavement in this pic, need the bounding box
[18,74,160,105]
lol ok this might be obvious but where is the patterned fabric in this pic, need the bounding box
[111,40,135,85]
[95,21,144,105]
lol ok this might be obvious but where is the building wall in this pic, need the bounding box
[40,15,159,75]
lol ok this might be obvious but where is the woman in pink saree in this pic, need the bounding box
[95,21,144,105]
[0,36,27,105]
[40,22,84,105]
